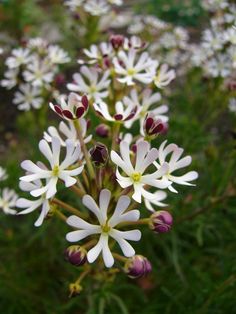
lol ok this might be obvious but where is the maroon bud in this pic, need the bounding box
[90,143,108,166]
[64,245,87,266]
[110,34,124,50]
[144,116,165,137]
[149,210,173,233]
[96,124,110,138]
[55,74,65,86]
[124,255,152,279]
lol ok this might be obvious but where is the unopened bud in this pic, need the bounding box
[96,124,110,138]
[64,245,87,266]
[124,255,152,279]
[144,116,166,137]
[110,34,124,50]
[90,143,108,166]
[149,210,173,233]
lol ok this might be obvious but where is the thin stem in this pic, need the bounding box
[113,253,127,263]
[52,198,87,219]
[117,218,149,228]
[74,120,95,179]
[69,184,85,197]
[75,268,91,285]
[55,209,67,222]
[83,239,97,249]
[111,123,120,151]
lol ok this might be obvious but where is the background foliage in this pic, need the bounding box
[0,1,236,313]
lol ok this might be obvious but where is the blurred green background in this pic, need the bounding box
[0,1,236,313]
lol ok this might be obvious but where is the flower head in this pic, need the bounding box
[66,189,141,267]
[0,188,18,215]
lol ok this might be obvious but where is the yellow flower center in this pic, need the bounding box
[102,221,111,233]
[127,68,136,76]
[131,172,142,183]
[52,165,60,176]
[89,85,97,93]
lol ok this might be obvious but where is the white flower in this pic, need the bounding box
[0,167,8,181]
[153,64,176,89]
[27,37,48,50]
[64,0,84,11]
[16,181,50,227]
[202,29,226,51]
[67,66,110,102]
[224,27,236,45]
[84,0,109,16]
[155,140,198,193]
[228,98,236,113]
[144,191,168,212]
[224,5,236,23]
[81,42,113,64]
[20,137,84,199]
[113,49,158,86]
[23,58,54,87]
[228,46,236,68]
[6,48,31,69]
[111,140,169,203]
[123,89,168,134]
[93,100,137,122]
[205,54,231,78]
[66,189,141,267]
[107,0,123,5]
[1,68,19,89]
[13,84,43,111]
[44,119,92,147]
[0,188,18,215]
[47,45,70,64]
[202,0,229,12]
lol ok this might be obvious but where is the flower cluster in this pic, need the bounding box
[15,35,198,293]
[190,1,236,80]
[1,38,70,111]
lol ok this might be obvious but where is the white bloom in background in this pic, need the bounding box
[202,29,225,51]
[144,191,168,212]
[228,46,236,68]
[16,181,50,227]
[228,98,236,113]
[111,141,169,203]
[1,68,19,89]
[113,49,158,86]
[47,45,70,64]
[224,27,236,45]
[202,0,229,12]
[13,84,43,111]
[224,5,236,23]
[155,140,198,193]
[123,89,168,134]
[93,100,137,123]
[84,0,109,16]
[64,0,84,11]
[23,58,54,87]
[0,167,8,181]
[27,37,48,50]
[67,66,110,102]
[6,48,31,69]
[190,45,208,67]
[205,54,231,78]
[107,0,123,5]
[174,27,189,49]
[159,32,178,49]
[0,188,18,215]
[66,189,141,267]
[20,137,84,199]
[44,119,92,147]
[82,42,113,64]
[153,64,176,89]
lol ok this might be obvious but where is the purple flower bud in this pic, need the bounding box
[144,116,165,137]
[110,34,124,50]
[64,245,87,266]
[96,124,110,138]
[54,74,65,86]
[149,210,173,233]
[124,255,152,279]
[89,143,108,167]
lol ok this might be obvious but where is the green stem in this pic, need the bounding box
[52,198,87,219]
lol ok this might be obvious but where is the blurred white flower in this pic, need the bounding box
[82,42,113,64]
[67,66,110,102]
[0,167,8,181]
[13,84,43,111]
[44,119,92,147]
[144,191,168,212]
[84,0,109,16]
[6,48,31,69]
[66,189,141,267]
[20,137,84,199]
[64,0,84,11]
[113,49,157,86]
[47,45,70,64]
[1,68,19,89]
[111,141,169,203]
[228,98,236,113]
[155,140,198,193]
[205,54,231,78]
[202,29,226,51]
[23,58,54,87]
[0,188,18,215]
[16,181,50,227]
[153,64,176,89]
